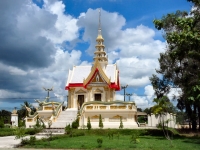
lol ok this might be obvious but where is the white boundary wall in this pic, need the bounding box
[148,113,176,128]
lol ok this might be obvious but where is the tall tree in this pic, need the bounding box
[153,0,200,130]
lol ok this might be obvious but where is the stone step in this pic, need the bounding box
[36,129,65,135]
[50,109,78,128]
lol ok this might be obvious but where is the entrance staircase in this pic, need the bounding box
[51,108,78,128]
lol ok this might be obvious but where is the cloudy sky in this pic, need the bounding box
[0,0,191,111]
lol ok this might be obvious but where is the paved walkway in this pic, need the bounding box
[0,135,45,149]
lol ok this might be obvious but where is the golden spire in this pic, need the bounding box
[93,8,108,64]
[98,8,101,36]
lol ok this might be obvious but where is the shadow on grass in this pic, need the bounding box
[140,136,166,140]
[182,138,200,145]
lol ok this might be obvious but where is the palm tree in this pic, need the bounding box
[152,96,174,143]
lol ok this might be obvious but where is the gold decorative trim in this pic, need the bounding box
[91,115,99,119]
[93,88,103,93]
[86,106,93,110]
[44,107,52,110]
[27,119,33,122]
[100,106,106,109]
[75,89,86,94]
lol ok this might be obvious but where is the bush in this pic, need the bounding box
[87,117,91,130]
[4,124,11,128]
[97,137,103,148]
[29,136,36,145]
[25,128,42,135]
[137,116,147,123]
[15,127,26,140]
[99,114,103,129]
[0,117,4,128]
[21,138,30,146]
[119,117,123,129]
[18,120,25,127]
[73,131,85,137]
[65,124,72,134]
[72,118,79,129]
[35,117,40,127]
[130,130,140,144]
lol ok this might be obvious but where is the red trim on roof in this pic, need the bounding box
[84,68,99,88]
[65,68,121,91]
[65,83,84,90]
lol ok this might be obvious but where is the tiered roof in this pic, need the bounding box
[65,9,120,91]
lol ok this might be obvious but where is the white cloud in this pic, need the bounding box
[0,0,82,106]
[41,0,79,43]
[144,85,155,101]
[115,94,124,101]
[167,88,182,101]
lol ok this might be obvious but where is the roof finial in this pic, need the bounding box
[98,8,101,35]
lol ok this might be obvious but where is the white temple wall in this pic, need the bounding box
[80,111,137,129]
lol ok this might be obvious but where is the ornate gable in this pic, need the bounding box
[91,72,105,83]
[83,60,110,87]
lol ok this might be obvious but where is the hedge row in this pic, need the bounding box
[0,128,42,137]
[74,128,180,137]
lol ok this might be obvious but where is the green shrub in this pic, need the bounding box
[72,118,79,129]
[35,117,40,127]
[130,130,140,144]
[137,116,147,123]
[87,117,91,130]
[21,138,30,145]
[25,128,42,135]
[119,117,123,129]
[29,136,36,145]
[18,120,25,127]
[99,114,103,129]
[0,131,15,136]
[73,131,85,137]
[65,124,72,134]
[0,128,15,137]
[97,137,103,148]
[0,117,4,128]
[108,130,114,139]
[15,127,26,140]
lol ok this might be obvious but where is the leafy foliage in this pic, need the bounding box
[97,137,103,148]
[119,116,123,129]
[15,127,26,140]
[0,117,4,128]
[72,118,79,129]
[87,117,91,130]
[65,124,72,134]
[153,0,200,130]
[130,130,140,144]
[99,114,103,129]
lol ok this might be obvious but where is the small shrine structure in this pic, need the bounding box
[11,108,18,127]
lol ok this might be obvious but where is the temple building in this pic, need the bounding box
[65,15,120,108]
[24,10,138,129]
[65,10,138,128]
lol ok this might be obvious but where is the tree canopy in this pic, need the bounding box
[153,0,200,130]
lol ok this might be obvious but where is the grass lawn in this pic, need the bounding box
[21,129,200,150]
